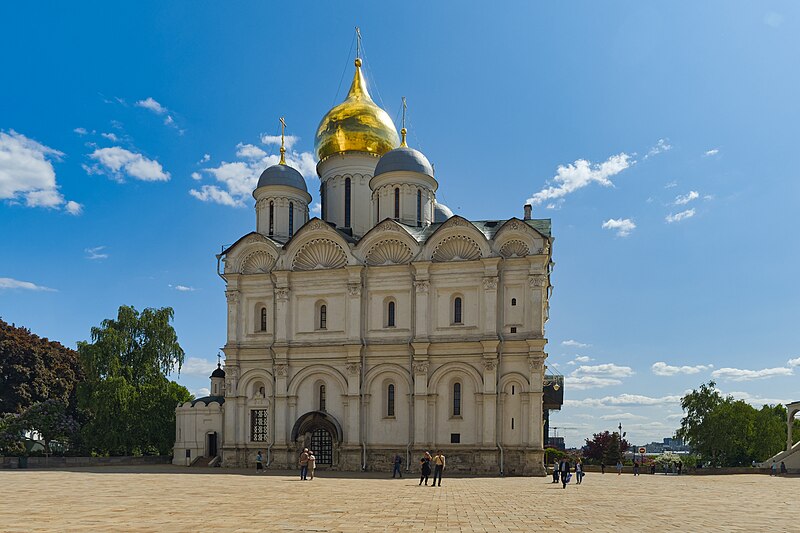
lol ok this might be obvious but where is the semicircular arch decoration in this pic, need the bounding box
[499,239,530,258]
[292,238,348,271]
[432,235,482,262]
[240,250,276,274]
[365,239,414,266]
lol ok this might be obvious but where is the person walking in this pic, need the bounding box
[575,460,584,484]
[432,450,446,487]
[677,460,683,475]
[419,452,432,486]
[559,458,571,489]
[616,460,623,475]
[392,453,403,478]
[308,450,316,480]
[256,450,264,473]
[552,460,560,483]
[780,461,787,475]
[771,460,777,476]
[633,461,640,476]
[299,448,310,481]
[600,462,605,474]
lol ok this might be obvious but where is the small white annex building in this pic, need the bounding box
[174,53,561,475]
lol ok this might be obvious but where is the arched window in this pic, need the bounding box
[453,382,462,416]
[416,189,422,227]
[394,187,400,220]
[268,201,274,236]
[387,301,396,327]
[260,307,267,331]
[321,182,327,220]
[319,384,326,411]
[319,304,327,330]
[387,384,395,417]
[376,194,380,222]
[344,177,351,227]
[453,297,463,325]
[288,202,294,238]
[511,298,517,306]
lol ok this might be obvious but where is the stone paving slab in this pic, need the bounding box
[0,466,797,532]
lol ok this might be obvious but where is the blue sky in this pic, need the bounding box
[2,2,798,447]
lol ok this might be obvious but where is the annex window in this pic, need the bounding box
[450,433,460,444]
[387,300,396,327]
[269,201,274,236]
[394,187,400,220]
[453,297,463,325]
[321,183,326,220]
[453,382,462,416]
[319,384,326,411]
[510,326,517,333]
[511,298,517,306]
[260,307,267,331]
[416,189,422,227]
[288,202,294,238]
[511,418,515,430]
[387,384,395,417]
[319,304,327,330]
[344,177,351,227]
[251,409,268,442]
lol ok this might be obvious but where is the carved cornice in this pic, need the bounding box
[275,288,290,301]
[412,361,429,374]
[347,282,362,297]
[528,359,545,373]
[483,359,497,372]
[274,363,288,377]
[482,276,498,291]
[414,280,429,293]
[345,362,362,376]
[226,290,239,303]
[529,274,548,288]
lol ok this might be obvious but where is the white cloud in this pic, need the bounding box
[0,130,80,213]
[566,363,634,389]
[311,202,321,215]
[664,181,678,189]
[85,146,170,182]
[191,172,202,181]
[599,413,648,421]
[180,357,217,377]
[191,138,316,207]
[726,390,788,407]
[0,277,56,291]
[261,134,298,150]
[674,191,699,205]
[704,149,719,157]
[644,138,672,159]
[189,184,241,207]
[527,152,633,206]
[64,200,83,215]
[73,127,88,136]
[85,246,108,260]
[164,115,174,126]
[665,208,695,223]
[135,97,167,114]
[564,393,682,409]
[199,154,211,163]
[567,355,593,366]
[788,357,800,368]
[101,132,118,142]
[562,339,590,348]
[651,362,712,376]
[711,366,794,382]
[170,284,197,292]
[602,218,636,237]
[192,387,210,398]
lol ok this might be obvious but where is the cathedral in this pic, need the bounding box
[174,50,561,475]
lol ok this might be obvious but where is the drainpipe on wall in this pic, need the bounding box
[406,273,417,472]
[496,262,505,476]
[360,265,369,471]
[266,273,278,467]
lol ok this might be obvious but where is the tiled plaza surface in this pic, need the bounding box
[0,466,797,532]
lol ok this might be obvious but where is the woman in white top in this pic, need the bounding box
[308,451,317,480]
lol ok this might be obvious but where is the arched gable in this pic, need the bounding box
[222,232,281,274]
[237,368,274,398]
[354,219,420,265]
[499,372,530,394]
[492,218,548,258]
[421,216,492,262]
[363,363,413,393]
[278,218,354,271]
[428,361,484,392]
[287,364,349,398]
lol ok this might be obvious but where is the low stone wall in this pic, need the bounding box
[1,455,171,469]
[572,465,773,475]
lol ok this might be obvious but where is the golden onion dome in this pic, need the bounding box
[315,58,400,161]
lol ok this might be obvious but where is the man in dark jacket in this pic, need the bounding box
[559,459,571,489]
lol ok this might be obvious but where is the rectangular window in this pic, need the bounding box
[394,188,400,219]
[510,326,517,333]
[453,382,462,416]
[288,202,294,238]
[321,183,326,220]
[251,409,268,442]
[387,384,395,417]
[344,178,351,227]
[416,189,422,227]
[450,433,460,444]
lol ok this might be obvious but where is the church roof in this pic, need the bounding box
[398,218,552,242]
[255,163,308,193]
[374,146,434,178]
[190,396,225,407]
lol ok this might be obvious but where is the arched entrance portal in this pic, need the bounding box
[291,411,343,467]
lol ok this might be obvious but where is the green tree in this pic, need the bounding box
[750,404,788,462]
[0,318,83,415]
[16,400,79,457]
[77,306,191,455]
[676,381,727,465]
[582,430,630,464]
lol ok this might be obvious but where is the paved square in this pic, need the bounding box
[0,466,796,532]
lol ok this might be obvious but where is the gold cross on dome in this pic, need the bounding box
[279,117,287,164]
